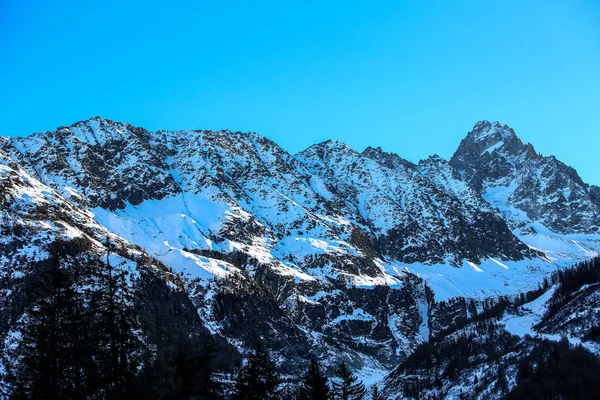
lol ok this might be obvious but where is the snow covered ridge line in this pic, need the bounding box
[1,116,599,299]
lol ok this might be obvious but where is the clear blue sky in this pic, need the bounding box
[1,1,599,184]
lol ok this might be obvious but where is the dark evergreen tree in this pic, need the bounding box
[133,266,232,399]
[297,357,330,400]
[1,238,236,399]
[507,337,600,400]
[171,337,222,399]
[332,361,366,400]
[545,255,600,320]
[232,344,281,400]
[3,239,145,399]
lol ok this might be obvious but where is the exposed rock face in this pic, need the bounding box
[297,142,531,265]
[0,118,180,209]
[0,120,446,374]
[1,118,533,268]
[450,120,600,234]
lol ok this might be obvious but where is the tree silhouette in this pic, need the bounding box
[332,361,366,400]
[232,344,281,400]
[84,240,139,397]
[297,357,331,400]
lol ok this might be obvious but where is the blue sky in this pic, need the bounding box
[1,0,599,184]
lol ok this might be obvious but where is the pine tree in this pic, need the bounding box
[232,344,281,400]
[132,265,228,399]
[297,357,330,400]
[332,361,366,400]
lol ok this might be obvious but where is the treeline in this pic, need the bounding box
[1,240,142,399]
[387,325,600,399]
[550,256,600,296]
[0,239,236,399]
[229,345,380,400]
[432,255,600,344]
[543,256,600,320]
[0,239,384,399]
[384,256,600,399]
[507,338,600,399]
[389,320,522,399]
[431,281,549,345]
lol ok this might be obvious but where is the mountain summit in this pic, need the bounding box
[451,120,600,234]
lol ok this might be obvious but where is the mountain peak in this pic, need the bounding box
[296,139,354,161]
[450,122,600,234]
[321,139,350,149]
[66,115,118,129]
[468,120,518,145]
[362,146,416,170]
[453,121,537,163]
[421,154,445,163]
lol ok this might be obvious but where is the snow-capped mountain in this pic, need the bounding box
[1,117,599,382]
[451,120,600,235]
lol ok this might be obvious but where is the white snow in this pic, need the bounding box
[328,308,375,325]
[467,261,484,273]
[501,287,556,337]
[489,258,509,269]
[481,140,504,155]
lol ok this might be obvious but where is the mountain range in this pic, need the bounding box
[1,117,599,398]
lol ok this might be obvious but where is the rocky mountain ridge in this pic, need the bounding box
[1,117,599,383]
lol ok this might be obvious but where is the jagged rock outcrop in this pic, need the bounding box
[297,141,531,264]
[450,120,600,234]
